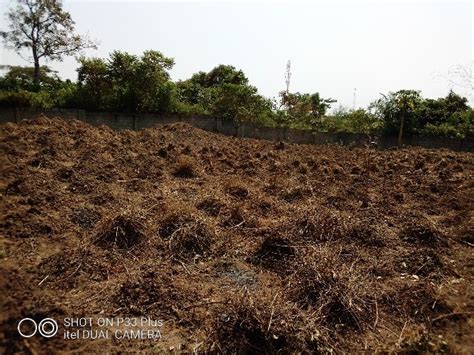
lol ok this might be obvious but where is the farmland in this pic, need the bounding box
[0,116,473,353]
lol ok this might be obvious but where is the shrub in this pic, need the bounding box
[422,109,474,138]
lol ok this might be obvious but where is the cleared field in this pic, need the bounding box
[0,116,472,353]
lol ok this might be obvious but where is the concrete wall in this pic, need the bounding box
[1,107,473,152]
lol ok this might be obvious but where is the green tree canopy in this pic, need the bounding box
[417,90,470,127]
[177,64,271,123]
[279,91,336,128]
[76,50,175,113]
[0,65,61,91]
[370,90,422,134]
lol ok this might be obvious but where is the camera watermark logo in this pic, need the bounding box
[18,318,58,338]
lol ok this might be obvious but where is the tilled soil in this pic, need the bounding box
[0,116,473,353]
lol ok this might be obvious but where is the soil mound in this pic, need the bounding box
[94,214,147,250]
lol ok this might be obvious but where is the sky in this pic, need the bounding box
[0,0,472,108]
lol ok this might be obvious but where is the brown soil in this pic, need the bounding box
[0,116,473,353]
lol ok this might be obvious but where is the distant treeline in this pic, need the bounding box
[0,50,472,139]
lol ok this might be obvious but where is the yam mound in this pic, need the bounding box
[172,156,198,178]
[400,220,447,247]
[288,264,374,332]
[211,293,303,353]
[196,197,224,217]
[38,248,111,289]
[115,271,182,316]
[253,235,295,268]
[93,215,148,250]
[381,282,453,322]
[292,209,350,243]
[159,213,214,260]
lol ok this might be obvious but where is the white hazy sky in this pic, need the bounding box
[0,0,472,108]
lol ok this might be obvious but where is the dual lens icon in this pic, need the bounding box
[17,318,58,338]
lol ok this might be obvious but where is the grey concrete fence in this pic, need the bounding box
[0,107,472,152]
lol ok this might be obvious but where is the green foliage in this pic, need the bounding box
[202,65,249,87]
[0,86,77,109]
[269,109,292,128]
[28,90,55,109]
[177,65,271,122]
[177,65,249,111]
[417,90,470,127]
[278,91,336,129]
[76,50,175,113]
[108,50,174,112]
[370,90,423,135]
[0,66,61,92]
[321,107,382,133]
[422,109,474,138]
[0,50,471,140]
[74,57,109,110]
[0,90,35,108]
[211,84,272,123]
[0,65,78,109]
[370,90,472,138]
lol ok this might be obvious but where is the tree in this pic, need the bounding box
[370,90,422,145]
[1,0,96,86]
[105,50,174,112]
[211,83,272,123]
[371,89,471,144]
[177,65,249,105]
[422,109,474,139]
[418,90,469,127]
[75,57,109,110]
[177,65,272,122]
[279,91,336,128]
[76,50,175,113]
[394,91,420,146]
[0,65,61,91]
[0,64,77,109]
[323,107,381,133]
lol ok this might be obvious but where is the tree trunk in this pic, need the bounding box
[33,61,40,85]
[397,105,405,148]
[32,45,40,89]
